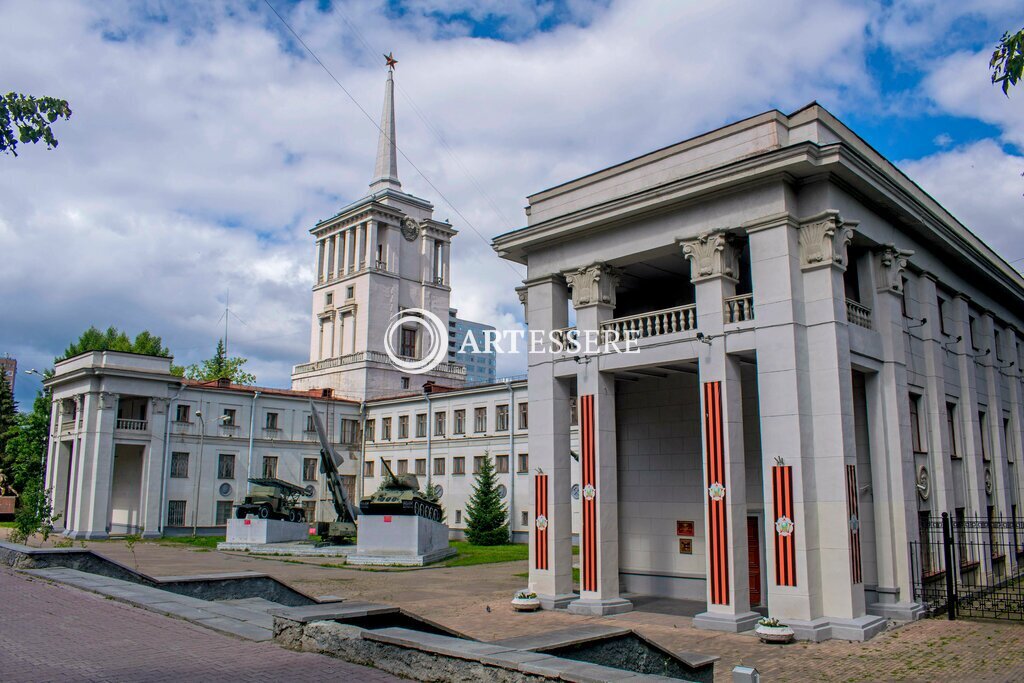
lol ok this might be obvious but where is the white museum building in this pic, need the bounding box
[44,68,1024,641]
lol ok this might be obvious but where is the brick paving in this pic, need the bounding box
[6,532,1024,682]
[0,568,400,682]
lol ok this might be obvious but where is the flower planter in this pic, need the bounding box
[511,596,541,612]
[755,624,795,644]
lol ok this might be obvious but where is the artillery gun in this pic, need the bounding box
[308,400,359,544]
[360,459,443,522]
[235,477,313,523]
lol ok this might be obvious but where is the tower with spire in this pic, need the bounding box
[291,56,463,400]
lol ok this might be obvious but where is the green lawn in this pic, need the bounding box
[444,541,529,567]
[0,521,15,528]
[157,535,225,550]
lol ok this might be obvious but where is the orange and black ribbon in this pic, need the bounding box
[534,473,548,570]
[846,464,862,584]
[580,394,597,593]
[772,465,797,586]
[704,381,730,605]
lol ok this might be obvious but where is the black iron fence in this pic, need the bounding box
[911,513,1024,621]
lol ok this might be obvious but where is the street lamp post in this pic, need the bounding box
[192,410,229,538]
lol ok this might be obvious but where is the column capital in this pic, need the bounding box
[680,230,739,283]
[515,285,528,318]
[564,263,621,308]
[798,211,855,271]
[875,244,914,294]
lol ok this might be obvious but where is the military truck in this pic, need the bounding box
[234,477,314,523]
[359,459,443,522]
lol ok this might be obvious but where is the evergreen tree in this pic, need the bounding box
[464,453,508,546]
[3,391,50,493]
[184,338,256,385]
[0,369,17,479]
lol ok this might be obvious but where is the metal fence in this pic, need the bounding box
[911,513,1024,621]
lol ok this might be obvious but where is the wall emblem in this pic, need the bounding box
[582,483,596,501]
[535,514,548,531]
[708,481,726,502]
[985,467,993,495]
[400,216,420,241]
[917,466,930,501]
[571,484,580,500]
[775,515,794,537]
[849,514,860,532]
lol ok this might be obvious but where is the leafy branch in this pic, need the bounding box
[1,92,73,156]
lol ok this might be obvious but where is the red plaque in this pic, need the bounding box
[384,515,392,523]
[676,520,694,537]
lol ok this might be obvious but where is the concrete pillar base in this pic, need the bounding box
[65,530,109,541]
[538,593,578,610]
[829,615,889,641]
[868,601,925,622]
[141,531,161,539]
[693,610,760,633]
[567,597,633,616]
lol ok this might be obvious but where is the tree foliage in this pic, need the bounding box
[59,326,172,361]
[184,338,256,385]
[2,391,51,494]
[991,27,1024,95]
[0,369,16,478]
[1,92,72,157]
[464,453,509,546]
[9,481,58,546]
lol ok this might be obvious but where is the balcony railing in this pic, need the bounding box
[551,326,577,347]
[846,299,872,329]
[116,419,148,431]
[294,350,467,378]
[725,294,754,324]
[601,304,697,341]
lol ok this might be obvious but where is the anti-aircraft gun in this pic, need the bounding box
[361,459,443,522]
[308,400,359,544]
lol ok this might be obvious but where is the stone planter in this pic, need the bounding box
[756,624,795,644]
[511,596,541,612]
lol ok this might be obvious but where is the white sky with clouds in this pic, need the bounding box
[1,0,1022,406]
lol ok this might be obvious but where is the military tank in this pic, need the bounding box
[359,459,443,522]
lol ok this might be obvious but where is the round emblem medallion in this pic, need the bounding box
[535,514,548,531]
[775,515,794,537]
[571,484,580,500]
[218,482,232,497]
[497,484,507,499]
[708,482,726,502]
[582,484,596,501]
[984,467,993,495]
[400,217,420,242]
[916,466,930,501]
[849,514,860,532]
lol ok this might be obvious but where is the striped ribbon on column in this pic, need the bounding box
[534,473,549,570]
[772,465,797,586]
[703,381,730,605]
[846,464,862,584]
[580,394,597,593]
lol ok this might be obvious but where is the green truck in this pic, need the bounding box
[234,477,314,523]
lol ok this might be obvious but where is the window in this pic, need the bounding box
[517,453,529,473]
[570,397,579,426]
[382,460,392,477]
[474,407,487,433]
[221,408,237,427]
[900,277,909,317]
[988,505,1001,559]
[495,455,509,473]
[303,457,317,481]
[518,403,528,430]
[453,456,466,475]
[919,510,933,575]
[325,292,333,306]
[434,411,446,436]
[969,315,980,350]
[947,402,960,458]
[215,500,233,526]
[496,404,509,431]
[341,419,359,444]
[455,509,462,524]
[398,415,409,439]
[167,500,186,527]
[365,419,375,442]
[521,511,529,527]
[397,460,408,475]
[955,507,968,565]
[401,377,410,389]
[1014,504,1022,553]
[302,501,316,523]
[175,404,191,423]
[346,285,354,299]
[415,458,426,476]
[433,458,445,475]
[416,413,427,438]
[937,295,949,335]
[979,411,989,461]
[262,456,278,479]
[364,460,375,477]
[217,454,235,480]
[454,409,466,434]
[266,412,279,430]
[473,456,485,474]
[381,417,392,441]
[401,327,417,358]
[909,394,925,453]
[170,452,189,478]
[306,415,315,432]
[1005,417,1015,462]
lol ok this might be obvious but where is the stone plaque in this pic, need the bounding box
[678,538,692,554]
[677,520,694,537]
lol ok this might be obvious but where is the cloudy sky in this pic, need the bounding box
[2,0,1022,407]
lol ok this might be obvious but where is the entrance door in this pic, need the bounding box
[747,516,762,606]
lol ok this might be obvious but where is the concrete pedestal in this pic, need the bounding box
[349,514,455,566]
[225,518,310,545]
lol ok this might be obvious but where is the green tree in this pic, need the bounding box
[464,453,509,546]
[0,369,16,477]
[2,391,51,493]
[991,27,1024,95]
[1,92,72,157]
[9,481,58,546]
[58,326,172,361]
[184,338,256,385]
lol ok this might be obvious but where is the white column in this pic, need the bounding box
[367,221,378,269]
[316,239,326,283]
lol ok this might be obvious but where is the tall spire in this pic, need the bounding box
[370,55,401,193]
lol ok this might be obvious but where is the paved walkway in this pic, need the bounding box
[0,568,400,682]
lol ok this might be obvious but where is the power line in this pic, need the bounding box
[261,0,524,280]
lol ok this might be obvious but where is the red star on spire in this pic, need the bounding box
[384,52,398,70]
